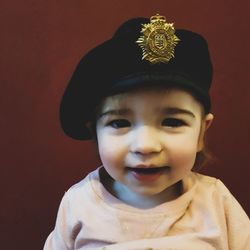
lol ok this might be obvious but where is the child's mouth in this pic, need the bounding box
[126,166,169,182]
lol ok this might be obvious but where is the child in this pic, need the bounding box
[44,14,250,249]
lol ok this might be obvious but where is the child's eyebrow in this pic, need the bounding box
[98,109,131,119]
[98,107,196,119]
[162,107,196,118]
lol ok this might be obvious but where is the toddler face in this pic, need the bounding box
[96,87,212,203]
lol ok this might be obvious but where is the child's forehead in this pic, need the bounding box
[100,86,198,109]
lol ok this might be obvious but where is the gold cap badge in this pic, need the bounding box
[136,14,180,64]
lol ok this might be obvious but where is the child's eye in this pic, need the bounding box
[107,119,131,129]
[162,118,186,127]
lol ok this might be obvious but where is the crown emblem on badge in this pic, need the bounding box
[136,14,180,64]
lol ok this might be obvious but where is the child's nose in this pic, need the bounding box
[130,126,162,155]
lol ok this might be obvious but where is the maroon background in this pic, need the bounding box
[1,1,249,249]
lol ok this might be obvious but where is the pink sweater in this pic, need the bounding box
[44,168,250,249]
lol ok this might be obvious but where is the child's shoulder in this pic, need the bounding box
[64,168,100,198]
[194,171,223,185]
[55,168,101,214]
[192,172,233,198]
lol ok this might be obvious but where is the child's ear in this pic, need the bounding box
[197,113,214,152]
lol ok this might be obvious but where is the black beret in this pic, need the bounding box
[60,16,213,140]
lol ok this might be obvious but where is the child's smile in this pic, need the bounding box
[96,87,212,208]
[125,165,170,183]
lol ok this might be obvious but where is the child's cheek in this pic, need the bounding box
[98,139,123,167]
[167,140,198,169]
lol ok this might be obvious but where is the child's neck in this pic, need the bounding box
[100,168,183,209]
